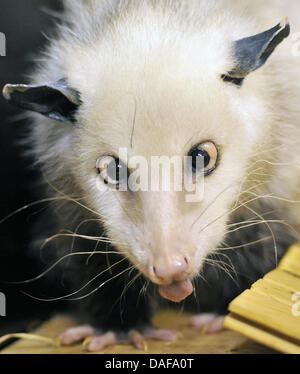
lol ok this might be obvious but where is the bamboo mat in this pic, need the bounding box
[0,310,275,354]
[224,244,300,354]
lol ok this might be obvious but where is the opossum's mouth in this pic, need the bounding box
[158,279,194,302]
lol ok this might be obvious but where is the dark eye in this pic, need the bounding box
[96,156,129,189]
[188,141,219,176]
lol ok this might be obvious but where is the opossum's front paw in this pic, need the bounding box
[189,313,225,333]
[59,324,177,352]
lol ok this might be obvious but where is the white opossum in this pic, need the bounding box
[3,0,300,350]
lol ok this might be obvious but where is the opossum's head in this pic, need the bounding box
[3,18,289,301]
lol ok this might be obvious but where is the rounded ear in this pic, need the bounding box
[226,17,290,81]
[2,78,81,122]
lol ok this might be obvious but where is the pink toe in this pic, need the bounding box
[86,332,116,352]
[60,325,95,345]
[129,331,146,350]
[189,313,217,327]
[144,328,177,341]
[206,316,225,334]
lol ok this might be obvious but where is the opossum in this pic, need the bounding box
[2,0,300,351]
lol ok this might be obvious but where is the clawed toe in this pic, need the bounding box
[84,332,117,351]
[59,325,96,345]
[189,313,225,333]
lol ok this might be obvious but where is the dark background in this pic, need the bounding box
[0,0,63,339]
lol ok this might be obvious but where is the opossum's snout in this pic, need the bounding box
[149,253,192,285]
[148,253,194,303]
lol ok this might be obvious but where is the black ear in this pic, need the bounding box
[224,17,290,83]
[2,78,81,122]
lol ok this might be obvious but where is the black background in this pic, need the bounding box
[0,0,62,337]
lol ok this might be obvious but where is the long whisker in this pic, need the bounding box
[203,257,236,274]
[86,235,104,265]
[42,232,125,247]
[0,197,67,226]
[227,209,280,226]
[21,258,129,301]
[130,96,137,149]
[237,200,279,266]
[66,265,135,301]
[225,220,286,235]
[203,254,240,288]
[4,250,124,285]
[248,159,300,170]
[138,278,150,300]
[216,235,272,251]
[246,192,300,205]
[41,171,104,219]
[119,271,142,310]
[190,182,235,229]
[196,194,271,236]
[192,173,272,234]
[69,218,102,254]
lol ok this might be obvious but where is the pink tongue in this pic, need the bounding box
[158,279,194,303]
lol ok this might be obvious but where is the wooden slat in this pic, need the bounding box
[228,290,300,340]
[278,244,300,275]
[264,269,300,293]
[224,314,300,354]
[224,243,300,353]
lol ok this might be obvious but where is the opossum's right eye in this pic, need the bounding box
[188,141,219,176]
[96,156,128,189]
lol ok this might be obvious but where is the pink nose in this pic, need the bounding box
[150,254,191,285]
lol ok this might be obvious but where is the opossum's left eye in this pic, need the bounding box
[188,141,219,176]
[96,156,128,188]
